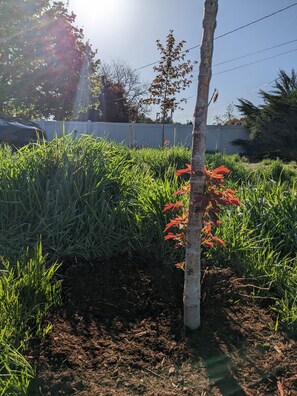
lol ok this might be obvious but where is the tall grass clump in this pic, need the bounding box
[129,148,250,183]
[129,145,191,179]
[207,173,297,335]
[0,136,180,261]
[0,243,61,395]
[1,141,249,263]
[255,158,297,184]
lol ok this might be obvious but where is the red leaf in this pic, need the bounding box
[165,163,238,252]
[230,197,241,206]
[173,184,190,195]
[164,232,182,240]
[213,236,225,247]
[202,221,212,235]
[226,189,236,195]
[176,164,191,176]
[164,219,179,232]
[203,240,214,248]
[163,201,183,212]
[164,203,175,212]
[164,214,188,232]
[164,232,177,240]
[213,165,230,175]
[175,262,185,271]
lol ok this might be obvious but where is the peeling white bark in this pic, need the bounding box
[184,0,218,330]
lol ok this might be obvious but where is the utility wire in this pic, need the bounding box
[134,2,297,72]
[190,47,297,81]
[212,48,297,76]
[250,76,282,93]
[135,61,160,71]
[214,2,297,41]
[213,38,297,67]
[190,38,297,75]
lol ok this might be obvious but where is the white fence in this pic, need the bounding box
[35,120,249,155]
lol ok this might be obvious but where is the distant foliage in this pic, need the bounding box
[213,103,243,126]
[98,77,130,122]
[234,69,297,160]
[99,60,148,122]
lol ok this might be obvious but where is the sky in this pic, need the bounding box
[64,0,297,124]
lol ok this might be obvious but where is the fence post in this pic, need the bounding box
[128,123,132,147]
[87,120,92,135]
[132,121,137,147]
[39,119,46,131]
[173,123,180,146]
[218,124,222,152]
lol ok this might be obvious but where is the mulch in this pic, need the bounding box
[27,256,297,395]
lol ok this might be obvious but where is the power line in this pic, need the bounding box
[190,38,297,75]
[190,47,297,82]
[135,60,159,71]
[176,3,297,52]
[214,2,297,41]
[213,38,297,67]
[212,48,297,76]
[134,2,297,72]
[250,76,282,93]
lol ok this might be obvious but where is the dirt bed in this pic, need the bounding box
[27,257,297,395]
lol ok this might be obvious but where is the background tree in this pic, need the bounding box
[99,77,130,122]
[233,69,297,160]
[143,30,196,146]
[100,60,148,121]
[213,103,243,125]
[184,0,218,330]
[0,1,100,120]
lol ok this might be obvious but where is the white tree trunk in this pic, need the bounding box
[184,0,218,330]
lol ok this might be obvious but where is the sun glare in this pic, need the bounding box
[68,0,123,32]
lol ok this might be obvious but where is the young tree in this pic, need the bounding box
[184,0,218,330]
[143,30,196,146]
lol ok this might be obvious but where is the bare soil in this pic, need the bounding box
[27,257,297,395]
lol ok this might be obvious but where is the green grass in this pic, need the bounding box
[205,173,297,335]
[0,243,61,395]
[0,137,182,261]
[128,145,191,179]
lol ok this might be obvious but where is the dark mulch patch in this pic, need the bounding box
[27,257,297,395]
